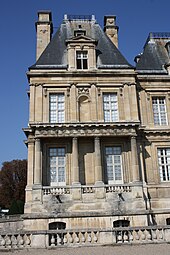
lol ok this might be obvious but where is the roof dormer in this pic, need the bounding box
[66,35,98,71]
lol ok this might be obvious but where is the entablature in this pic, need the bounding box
[24,122,139,138]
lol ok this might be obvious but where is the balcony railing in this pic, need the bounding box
[43,184,133,196]
[0,225,170,249]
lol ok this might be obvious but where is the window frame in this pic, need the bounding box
[103,93,119,122]
[104,146,123,184]
[76,50,88,70]
[152,96,168,126]
[48,147,66,186]
[49,93,65,123]
[157,148,170,182]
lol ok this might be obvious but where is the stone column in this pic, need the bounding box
[131,136,140,182]
[25,140,35,210]
[27,140,34,187]
[94,137,103,183]
[72,137,81,200]
[34,138,42,185]
[94,137,105,199]
[72,137,80,184]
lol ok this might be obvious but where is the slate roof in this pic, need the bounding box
[136,33,170,74]
[30,16,132,69]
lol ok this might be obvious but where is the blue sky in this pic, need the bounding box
[0,0,170,166]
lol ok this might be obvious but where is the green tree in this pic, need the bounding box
[0,160,27,213]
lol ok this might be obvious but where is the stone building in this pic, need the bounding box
[23,11,170,232]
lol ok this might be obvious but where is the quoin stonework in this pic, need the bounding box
[1,11,170,249]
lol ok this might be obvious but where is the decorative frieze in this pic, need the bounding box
[34,125,136,138]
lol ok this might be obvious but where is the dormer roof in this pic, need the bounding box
[30,15,132,70]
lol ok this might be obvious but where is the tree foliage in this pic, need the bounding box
[0,160,27,210]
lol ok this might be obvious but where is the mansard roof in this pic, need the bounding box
[136,32,170,74]
[31,15,132,69]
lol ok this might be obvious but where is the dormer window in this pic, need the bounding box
[74,30,86,37]
[76,51,88,69]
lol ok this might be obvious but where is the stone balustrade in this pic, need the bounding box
[0,226,170,249]
[43,186,71,195]
[113,226,166,244]
[43,184,132,196]
[0,233,31,249]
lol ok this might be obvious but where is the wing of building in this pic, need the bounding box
[23,12,170,235]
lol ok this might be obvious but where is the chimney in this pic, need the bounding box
[104,15,119,48]
[36,11,53,60]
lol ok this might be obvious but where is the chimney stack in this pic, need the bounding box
[104,16,119,48]
[36,11,53,60]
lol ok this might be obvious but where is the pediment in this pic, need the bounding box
[66,35,97,44]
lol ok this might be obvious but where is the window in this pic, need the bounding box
[49,94,65,123]
[152,97,168,125]
[76,51,88,69]
[113,220,130,228]
[49,222,66,230]
[105,146,123,184]
[49,148,66,186]
[158,148,170,181]
[74,30,86,37]
[103,93,118,122]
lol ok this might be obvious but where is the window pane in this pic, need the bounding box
[103,93,119,122]
[105,146,123,183]
[76,51,88,70]
[49,147,66,185]
[158,148,170,181]
[152,97,168,125]
[49,94,65,123]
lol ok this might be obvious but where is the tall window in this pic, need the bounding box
[152,97,168,125]
[105,146,123,184]
[103,93,118,122]
[49,148,66,186]
[158,148,170,182]
[49,94,65,123]
[76,51,88,69]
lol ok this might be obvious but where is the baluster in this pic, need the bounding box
[145,230,151,241]
[25,234,31,247]
[68,233,73,244]
[0,235,6,248]
[140,230,146,241]
[50,234,55,247]
[5,235,12,248]
[74,232,80,244]
[117,231,123,243]
[87,232,92,243]
[152,229,157,240]
[134,230,140,242]
[63,233,68,245]
[18,234,24,248]
[129,231,133,242]
[157,229,163,241]
[123,231,129,243]
[11,235,18,248]
[57,233,62,245]
[93,231,98,243]
[81,232,86,244]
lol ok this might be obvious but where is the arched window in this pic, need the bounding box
[49,222,66,230]
[113,220,130,228]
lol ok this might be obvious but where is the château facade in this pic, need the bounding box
[23,11,170,232]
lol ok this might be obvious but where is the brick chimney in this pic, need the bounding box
[104,15,119,48]
[36,11,53,60]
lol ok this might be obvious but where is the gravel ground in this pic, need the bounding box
[0,244,170,255]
